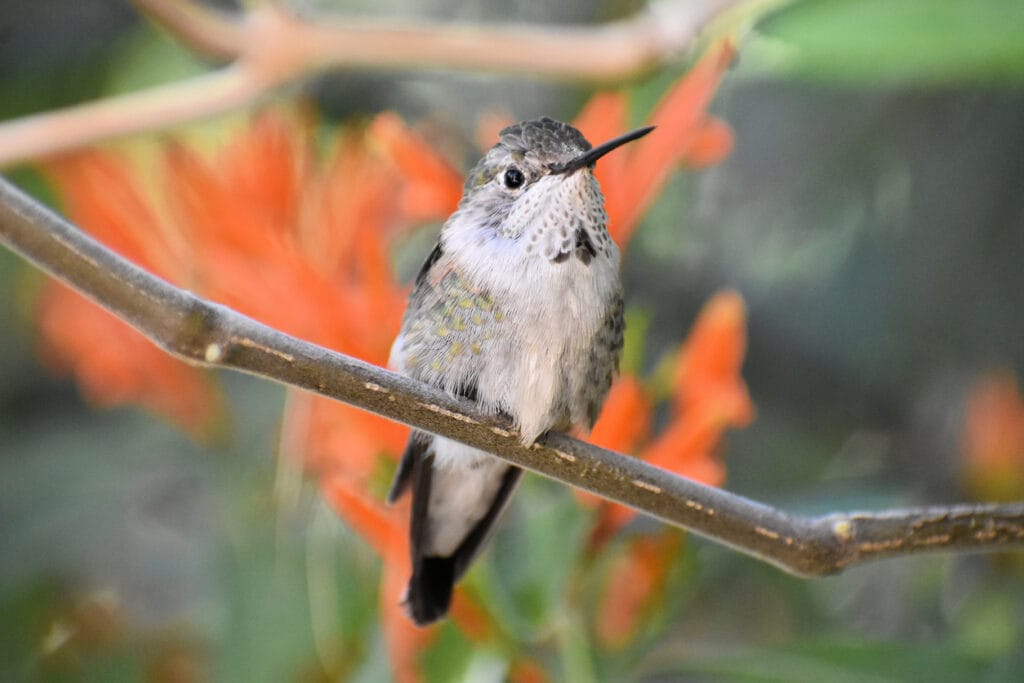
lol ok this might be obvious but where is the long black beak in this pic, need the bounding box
[550,125,655,175]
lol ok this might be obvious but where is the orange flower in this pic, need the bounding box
[588,290,754,548]
[671,290,753,421]
[575,40,736,246]
[372,113,464,222]
[962,371,1024,502]
[41,147,223,438]
[35,288,222,439]
[575,39,739,527]
[320,474,433,683]
[448,589,497,643]
[39,107,464,681]
[589,375,654,455]
[649,289,754,473]
[577,374,654,515]
[509,657,550,683]
[594,530,682,649]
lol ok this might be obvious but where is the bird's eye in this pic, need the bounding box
[503,167,525,189]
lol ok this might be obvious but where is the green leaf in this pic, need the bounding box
[482,478,590,635]
[419,621,475,683]
[557,610,598,683]
[621,307,652,377]
[755,0,1024,85]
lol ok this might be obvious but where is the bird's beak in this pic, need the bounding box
[550,125,655,175]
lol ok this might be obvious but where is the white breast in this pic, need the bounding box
[445,172,621,443]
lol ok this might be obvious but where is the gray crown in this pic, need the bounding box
[498,117,592,159]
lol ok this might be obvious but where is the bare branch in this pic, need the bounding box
[2,176,1022,577]
[137,0,743,78]
[0,0,749,167]
[0,68,265,168]
[134,0,245,59]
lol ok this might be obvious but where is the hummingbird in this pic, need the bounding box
[387,117,654,625]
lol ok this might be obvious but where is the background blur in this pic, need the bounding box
[2,0,1023,681]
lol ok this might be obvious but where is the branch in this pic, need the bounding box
[0,0,750,167]
[2,176,1022,577]
[0,68,266,168]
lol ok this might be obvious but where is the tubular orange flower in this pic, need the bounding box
[36,285,222,438]
[588,290,753,548]
[641,289,754,493]
[573,92,628,167]
[575,42,740,541]
[371,113,464,222]
[962,371,1024,502]
[509,657,550,683]
[672,289,753,423]
[448,589,497,643]
[578,374,654,515]
[679,117,734,169]
[594,531,682,649]
[575,40,736,246]
[589,375,654,456]
[617,41,736,229]
[320,473,431,683]
[640,413,727,488]
[41,150,223,438]
[38,107,465,680]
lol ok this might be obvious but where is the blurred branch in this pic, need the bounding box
[0,69,265,169]
[0,0,751,167]
[2,176,1022,577]
[134,0,246,60]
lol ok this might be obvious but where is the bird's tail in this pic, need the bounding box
[388,432,523,626]
[404,555,457,626]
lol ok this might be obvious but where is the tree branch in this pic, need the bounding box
[0,68,266,168]
[2,176,1022,577]
[0,0,752,167]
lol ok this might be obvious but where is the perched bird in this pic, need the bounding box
[387,117,653,625]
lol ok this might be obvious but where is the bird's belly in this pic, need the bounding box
[394,248,619,451]
[476,258,615,443]
[425,437,509,554]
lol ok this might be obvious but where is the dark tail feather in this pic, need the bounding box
[402,449,452,626]
[404,556,456,626]
[449,466,523,579]
[387,431,430,504]
[403,464,523,626]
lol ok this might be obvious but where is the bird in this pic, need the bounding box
[386,117,654,625]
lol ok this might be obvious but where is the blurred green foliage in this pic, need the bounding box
[757,0,1024,85]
